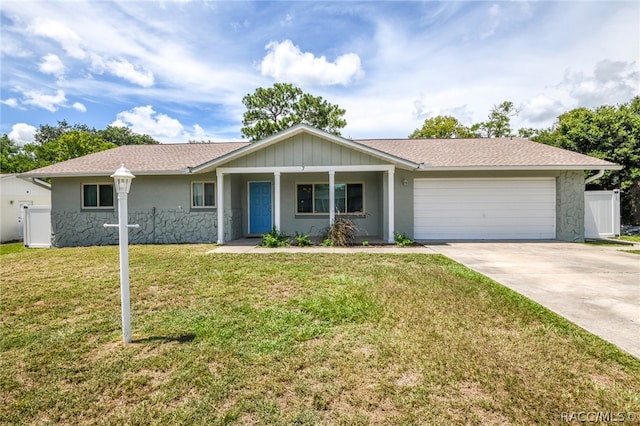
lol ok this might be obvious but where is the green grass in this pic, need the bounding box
[2,245,639,425]
[0,242,25,255]
[619,234,640,243]
[621,250,640,255]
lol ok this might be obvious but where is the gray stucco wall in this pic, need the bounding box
[51,176,221,247]
[556,170,585,242]
[50,168,587,246]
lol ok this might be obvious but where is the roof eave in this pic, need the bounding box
[417,164,623,172]
[19,169,192,179]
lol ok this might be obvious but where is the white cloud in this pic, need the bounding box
[8,123,37,145]
[521,95,565,123]
[1,98,20,108]
[111,106,218,142]
[517,59,640,128]
[260,40,364,86]
[564,60,639,107]
[28,18,86,59]
[281,13,294,26]
[39,54,65,78]
[22,89,67,112]
[0,37,31,58]
[111,105,186,142]
[481,4,502,39]
[72,102,87,112]
[192,124,205,139]
[91,56,154,87]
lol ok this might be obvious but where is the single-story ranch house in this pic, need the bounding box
[22,124,621,247]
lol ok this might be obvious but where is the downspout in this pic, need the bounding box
[585,170,605,185]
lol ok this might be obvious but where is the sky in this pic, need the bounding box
[1,1,638,144]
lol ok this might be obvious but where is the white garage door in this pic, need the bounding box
[414,178,556,240]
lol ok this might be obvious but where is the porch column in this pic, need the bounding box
[274,172,281,231]
[216,171,224,244]
[387,169,395,243]
[329,170,335,225]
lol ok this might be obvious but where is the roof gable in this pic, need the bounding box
[190,124,416,172]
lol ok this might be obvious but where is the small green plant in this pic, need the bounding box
[324,217,359,247]
[295,232,314,247]
[362,240,369,246]
[321,238,334,247]
[394,232,414,247]
[260,227,290,248]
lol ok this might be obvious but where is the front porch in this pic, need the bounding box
[215,165,397,244]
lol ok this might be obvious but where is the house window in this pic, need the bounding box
[296,183,364,214]
[82,184,114,208]
[192,182,216,208]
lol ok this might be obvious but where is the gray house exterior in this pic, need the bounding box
[22,124,621,247]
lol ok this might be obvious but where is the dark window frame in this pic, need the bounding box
[82,183,114,209]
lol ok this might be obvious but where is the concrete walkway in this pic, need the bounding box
[208,239,435,254]
[210,239,640,358]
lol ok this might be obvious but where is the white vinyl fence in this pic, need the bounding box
[23,205,52,248]
[584,190,620,239]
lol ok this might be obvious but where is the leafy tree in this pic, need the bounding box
[24,130,116,166]
[1,134,37,173]
[532,96,640,224]
[409,115,478,138]
[241,83,347,141]
[98,125,159,146]
[33,120,92,146]
[472,101,519,137]
[14,120,159,170]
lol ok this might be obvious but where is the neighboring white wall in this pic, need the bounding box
[0,175,51,243]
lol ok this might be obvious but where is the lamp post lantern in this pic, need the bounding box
[111,164,135,343]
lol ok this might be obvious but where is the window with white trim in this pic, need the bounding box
[192,182,216,208]
[296,183,364,214]
[82,184,114,208]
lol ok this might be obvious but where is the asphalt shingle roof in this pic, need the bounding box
[356,137,618,168]
[23,143,249,177]
[21,134,619,178]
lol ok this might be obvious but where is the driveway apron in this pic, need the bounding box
[426,242,640,359]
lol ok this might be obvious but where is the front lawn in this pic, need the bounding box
[1,245,638,425]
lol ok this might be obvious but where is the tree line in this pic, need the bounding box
[1,84,638,224]
[1,121,159,174]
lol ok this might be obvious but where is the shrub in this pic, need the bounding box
[295,232,314,247]
[394,232,414,247]
[260,227,290,248]
[324,218,359,247]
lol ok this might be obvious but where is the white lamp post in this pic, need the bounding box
[110,164,135,343]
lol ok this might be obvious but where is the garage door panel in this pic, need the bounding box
[414,178,556,240]
[415,202,555,213]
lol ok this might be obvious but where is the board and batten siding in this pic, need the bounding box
[223,134,387,168]
[413,177,556,239]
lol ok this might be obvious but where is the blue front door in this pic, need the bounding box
[249,181,272,234]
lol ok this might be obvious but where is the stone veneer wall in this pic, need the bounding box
[51,208,230,247]
[556,170,585,242]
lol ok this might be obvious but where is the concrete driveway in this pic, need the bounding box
[426,241,640,359]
